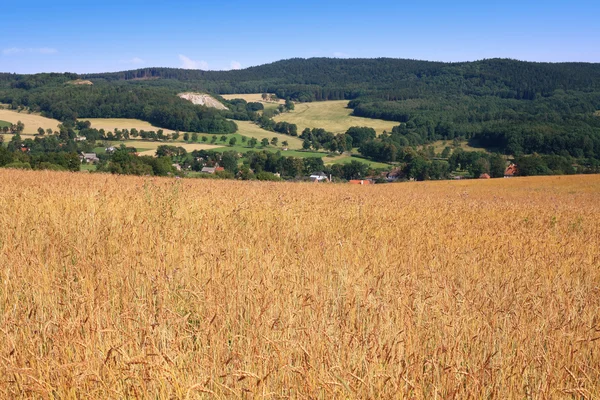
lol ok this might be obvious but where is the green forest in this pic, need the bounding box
[1,57,600,161]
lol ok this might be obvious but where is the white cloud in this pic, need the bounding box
[2,47,57,55]
[230,61,242,70]
[333,51,349,58]
[179,54,208,70]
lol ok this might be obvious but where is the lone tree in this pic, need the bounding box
[271,137,278,146]
[220,135,227,142]
[261,138,269,147]
[37,127,45,135]
[249,138,258,148]
[191,132,199,142]
[282,140,288,147]
[183,132,189,141]
[229,137,237,146]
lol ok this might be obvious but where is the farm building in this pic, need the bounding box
[504,164,518,178]
[309,172,329,182]
[479,173,491,179]
[201,167,216,174]
[349,179,373,185]
[80,152,99,163]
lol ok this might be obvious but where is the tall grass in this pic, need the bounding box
[1,171,599,398]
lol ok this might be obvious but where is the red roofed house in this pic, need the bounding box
[504,164,518,178]
[349,179,373,185]
[479,173,491,179]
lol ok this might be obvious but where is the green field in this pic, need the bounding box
[273,100,398,134]
[234,121,303,149]
[324,154,391,169]
[427,140,491,154]
[0,120,10,128]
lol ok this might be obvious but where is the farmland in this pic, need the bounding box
[85,118,176,134]
[273,100,398,134]
[1,171,599,398]
[221,93,284,110]
[101,141,223,156]
[235,120,303,149]
[0,120,10,128]
[0,109,61,134]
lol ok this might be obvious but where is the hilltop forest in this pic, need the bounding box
[1,58,600,160]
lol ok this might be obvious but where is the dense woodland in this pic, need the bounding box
[1,57,600,161]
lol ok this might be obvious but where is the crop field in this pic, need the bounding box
[85,118,177,134]
[273,100,398,134]
[115,141,223,156]
[0,109,61,134]
[1,172,599,398]
[221,93,284,110]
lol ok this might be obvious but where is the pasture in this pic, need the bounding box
[235,120,303,149]
[1,171,599,398]
[0,120,10,128]
[0,109,61,134]
[273,100,398,134]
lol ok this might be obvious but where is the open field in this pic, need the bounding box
[0,120,10,128]
[222,93,284,111]
[273,100,398,134]
[1,172,599,398]
[324,154,391,168]
[427,140,492,154]
[85,118,176,134]
[0,109,61,134]
[235,120,303,149]
[116,141,223,156]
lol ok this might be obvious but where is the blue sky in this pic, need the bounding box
[1,0,599,74]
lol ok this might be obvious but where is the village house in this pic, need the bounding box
[309,172,329,182]
[201,166,216,174]
[349,179,373,185]
[80,152,99,164]
[504,164,518,178]
[479,173,491,179]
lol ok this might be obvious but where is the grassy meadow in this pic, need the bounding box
[0,120,11,128]
[273,100,398,134]
[0,171,599,398]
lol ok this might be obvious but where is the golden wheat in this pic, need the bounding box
[0,171,599,399]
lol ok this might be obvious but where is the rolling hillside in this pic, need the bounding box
[1,58,600,160]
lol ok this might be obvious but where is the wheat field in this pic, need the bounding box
[0,110,61,134]
[0,171,599,399]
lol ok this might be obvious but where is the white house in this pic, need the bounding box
[309,172,329,182]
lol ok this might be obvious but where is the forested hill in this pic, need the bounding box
[81,58,600,100]
[2,58,600,159]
